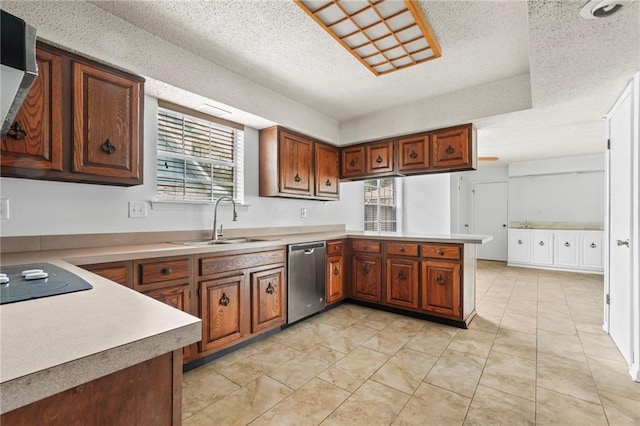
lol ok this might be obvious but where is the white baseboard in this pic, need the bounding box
[506,262,604,275]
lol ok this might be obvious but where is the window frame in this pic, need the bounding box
[364,177,399,232]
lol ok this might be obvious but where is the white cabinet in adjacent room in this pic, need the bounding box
[581,231,603,270]
[555,232,579,267]
[531,231,553,265]
[508,230,531,263]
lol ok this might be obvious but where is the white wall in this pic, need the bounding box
[0,97,363,237]
[401,174,451,234]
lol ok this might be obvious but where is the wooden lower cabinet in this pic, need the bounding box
[199,275,245,352]
[82,261,132,288]
[351,256,382,302]
[251,267,286,333]
[421,260,461,318]
[326,255,345,304]
[385,258,419,309]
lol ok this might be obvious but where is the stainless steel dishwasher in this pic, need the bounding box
[287,241,326,324]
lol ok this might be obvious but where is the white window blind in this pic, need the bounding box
[156,105,244,203]
[364,178,397,232]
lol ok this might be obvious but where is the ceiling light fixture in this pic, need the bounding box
[294,0,441,76]
[580,0,626,19]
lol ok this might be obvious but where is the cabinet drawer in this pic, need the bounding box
[327,240,344,256]
[200,249,285,276]
[421,244,460,260]
[386,242,418,257]
[139,259,189,285]
[351,240,381,253]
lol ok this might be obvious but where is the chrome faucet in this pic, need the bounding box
[212,196,238,240]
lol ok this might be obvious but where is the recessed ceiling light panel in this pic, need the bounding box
[295,0,442,76]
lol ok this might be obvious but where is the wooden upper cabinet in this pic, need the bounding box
[341,145,365,178]
[72,62,142,181]
[398,135,429,173]
[432,124,475,170]
[1,45,63,172]
[366,140,394,174]
[315,143,339,199]
[278,130,313,196]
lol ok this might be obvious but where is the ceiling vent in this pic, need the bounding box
[580,0,626,19]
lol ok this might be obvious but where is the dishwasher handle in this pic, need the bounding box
[289,241,326,252]
[304,248,315,255]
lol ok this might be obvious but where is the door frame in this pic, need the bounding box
[471,179,509,261]
[605,73,640,381]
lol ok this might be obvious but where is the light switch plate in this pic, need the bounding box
[301,208,307,218]
[0,199,9,220]
[128,202,148,218]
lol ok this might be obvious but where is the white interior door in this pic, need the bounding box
[608,87,632,365]
[473,181,508,261]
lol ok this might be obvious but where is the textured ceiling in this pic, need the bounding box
[88,0,639,165]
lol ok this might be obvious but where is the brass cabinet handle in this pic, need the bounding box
[101,139,116,154]
[294,174,301,182]
[362,266,370,275]
[435,274,445,285]
[349,159,356,167]
[398,271,406,280]
[445,145,454,155]
[590,243,597,248]
[266,283,275,294]
[219,292,230,306]
[399,246,405,252]
[333,268,340,275]
[409,150,418,159]
[326,179,332,187]
[539,241,545,246]
[8,121,27,140]
[564,242,570,247]
[436,249,444,255]
[375,155,383,163]
[161,267,173,275]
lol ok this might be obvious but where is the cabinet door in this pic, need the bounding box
[366,140,394,174]
[341,145,365,178]
[326,255,344,304]
[386,258,419,309]
[1,46,63,172]
[251,267,286,333]
[83,261,132,288]
[432,126,471,169]
[555,232,579,267]
[531,231,553,265]
[72,61,141,180]
[351,256,382,302]
[581,232,603,269]
[199,275,245,352]
[398,135,429,172]
[279,130,313,196]
[508,230,531,263]
[421,260,461,318]
[315,143,339,198]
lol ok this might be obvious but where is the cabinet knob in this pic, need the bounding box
[409,150,418,159]
[266,283,275,294]
[436,249,444,255]
[564,242,570,247]
[539,241,544,246]
[398,271,406,280]
[375,155,383,163]
[7,121,27,140]
[399,246,405,252]
[590,242,597,248]
[445,145,454,155]
[333,268,340,275]
[349,159,356,167]
[219,292,230,307]
[101,139,116,154]
[435,274,445,285]
[294,174,301,183]
[362,266,370,275]
[326,179,332,187]
[161,267,173,275]
[517,240,523,245]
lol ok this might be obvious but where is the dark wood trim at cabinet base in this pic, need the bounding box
[347,298,474,329]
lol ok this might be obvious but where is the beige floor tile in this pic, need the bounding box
[424,349,486,397]
[447,329,496,359]
[359,310,401,330]
[322,324,378,353]
[220,343,301,386]
[182,370,240,420]
[318,346,390,392]
[537,312,577,335]
[492,328,537,361]
[274,325,329,350]
[579,329,628,362]
[467,314,501,334]
[361,328,414,355]
[371,348,437,394]
[321,380,410,426]
[386,317,427,334]
[600,391,640,425]
[405,326,458,357]
[202,344,259,372]
[501,311,537,334]
[251,378,350,426]
[537,329,586,362]
[267,352,332,389]
[392,382,470,426]
[305,344,347,363]
[535,387,608,425]
[184,376,292,426]
[537,352,601,404]
[587,355,640,402]
[479,350,536,401]
[464,385,534,426]
[300,321,342,339]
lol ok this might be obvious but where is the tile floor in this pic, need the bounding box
[182,261,640,425]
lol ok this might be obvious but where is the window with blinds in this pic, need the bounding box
[364,178,397,232]
[156,103,244,203]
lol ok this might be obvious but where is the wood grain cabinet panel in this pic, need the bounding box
[421,244,461,260]
[327,240,344,256]
[386,258,419,309]
[421,260,461,318]
[398,135,429,172]
[199,275,245,352]
[315,143,339,199]
[251,267,286,333]
[278,130,314,196]
[1,45,63,172]
[432,125,472,170]
[351,239,381,253]
[138,259,190,286]
[351,256,382,302]
[341,145,366,178]
[386,242,419,257]
[82,261,132,288]
[366,140,394,174]
[326,255,345,304]
[72,61,141,180]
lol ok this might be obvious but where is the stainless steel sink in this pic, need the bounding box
[171,238,274,246]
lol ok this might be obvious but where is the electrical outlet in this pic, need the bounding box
[300,208,307,218]
[128,202,148,218]
[0,199,9,220]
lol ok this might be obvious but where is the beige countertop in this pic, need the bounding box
[509,221,604,231]
[0,227,490,413]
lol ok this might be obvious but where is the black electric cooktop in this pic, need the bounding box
[0,263,93,305]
